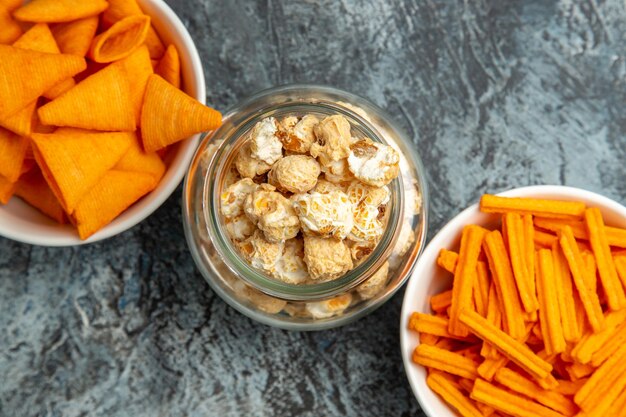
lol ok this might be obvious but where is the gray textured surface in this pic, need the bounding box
[1,0,626,416]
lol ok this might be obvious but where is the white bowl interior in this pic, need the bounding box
[0,0,206,246]
[400,185,626,417]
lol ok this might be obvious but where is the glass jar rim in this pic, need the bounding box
[202,96,405,301]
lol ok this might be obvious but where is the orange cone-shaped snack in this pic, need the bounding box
[141,74,222,152]
[89,15,150,63]
[0,127,29,182]
[13,0,108,23]
[73,170,155,239]
[0,174,16,204]
[30,128,134,213]
[114,135,165,187]
[38,63,136,131]
[0,7,22,44]
[15,166,66,223]
[111,45,152,126]
[0,100,36,136]
[0,45,85,118]
[102,0,164,59]
[12,23,76,100]
[51,16,98,57]
[155,44,181,89]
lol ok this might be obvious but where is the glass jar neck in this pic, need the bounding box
[202,95,406,302]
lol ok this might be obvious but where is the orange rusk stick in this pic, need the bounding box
[615,255,626,288]
[409,312,474,340]
[559,226,605,332]
[608,387,626,417]
[483,230,526,340]
[426,372,483,417]
[412,344,479,379]
[555,379,588,396]
[571,309,626,364]
[534,229,558,248]
[477,356,507,381]
[430,290,452,313]
[449,225,488,337]
[551,243,581,343]
[585,207,626,310]
[479,194,586,219]
[419,332,439,345]
[505,213,538,313]
[471,379,568,417]
[575,343,626,408]
[535,249,565,355]
[522,214,536,304]
[480,283,501,359]
[534,217,626,249]
[437,249,458,273]
[581,366,626,417]
[591,320,626,367]
[566,362,595,381]
[494,368,578,416]
[475,261,489,317]
[581,251,597,292]
[459,310,552,380]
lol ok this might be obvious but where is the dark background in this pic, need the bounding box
[1,0,625,416]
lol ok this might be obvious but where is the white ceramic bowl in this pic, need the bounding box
[400,185,626,417]
[0,0,206,246]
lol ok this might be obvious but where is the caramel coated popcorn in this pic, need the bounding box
[219,109,416,319]
[268,155,320,193]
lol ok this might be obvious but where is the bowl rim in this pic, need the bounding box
[399,185,626,417]
[0,0,206,247]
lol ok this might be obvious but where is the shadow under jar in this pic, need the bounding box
[183,85,428,330]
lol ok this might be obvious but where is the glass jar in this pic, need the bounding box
[182,85,428,330]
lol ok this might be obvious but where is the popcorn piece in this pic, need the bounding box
[272,238,309,284]
[223,163,241,188]
[237,230,284,273]
[312,179,344,194]
[310,115,352,162]
[235,142,272,178]
[303,235,353,280]
[244,185,300,243]
[278,114,319,154]
[356,261,389,300]
[221,178,259,218]
[225,215,255,241]
[350,203,386,242]
[232,280,286,314]
[268,155,321,193]
[347,240,377,265]
[348,139,400,187]
[305,293,353,319]
[283,302,307,317]
[346,181,390,207]
[249,117,283,165]
[319,157,353,184]
[292,191,354,239]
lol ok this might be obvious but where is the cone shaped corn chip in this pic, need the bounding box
[73,170,154,239]
[12,23,77,100]
[141,75,221,152]
[51,16,98,57]
[31,129,133,213]
[89,15,150,63]
[0,100,36,136]
[0,45,85,118]
[114,136,165,187]
[155,44,180,89]
[0,174,16,204]
[101,0,164,59]
[13,0,108,23]
[0,127,29,182]
[112,46,152,126]
[38,63,136,131]
[0,8,22,44]
[15,166,66,223]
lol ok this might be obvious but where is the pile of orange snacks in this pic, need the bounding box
[409,194,626,417]
[0,0,221,239]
